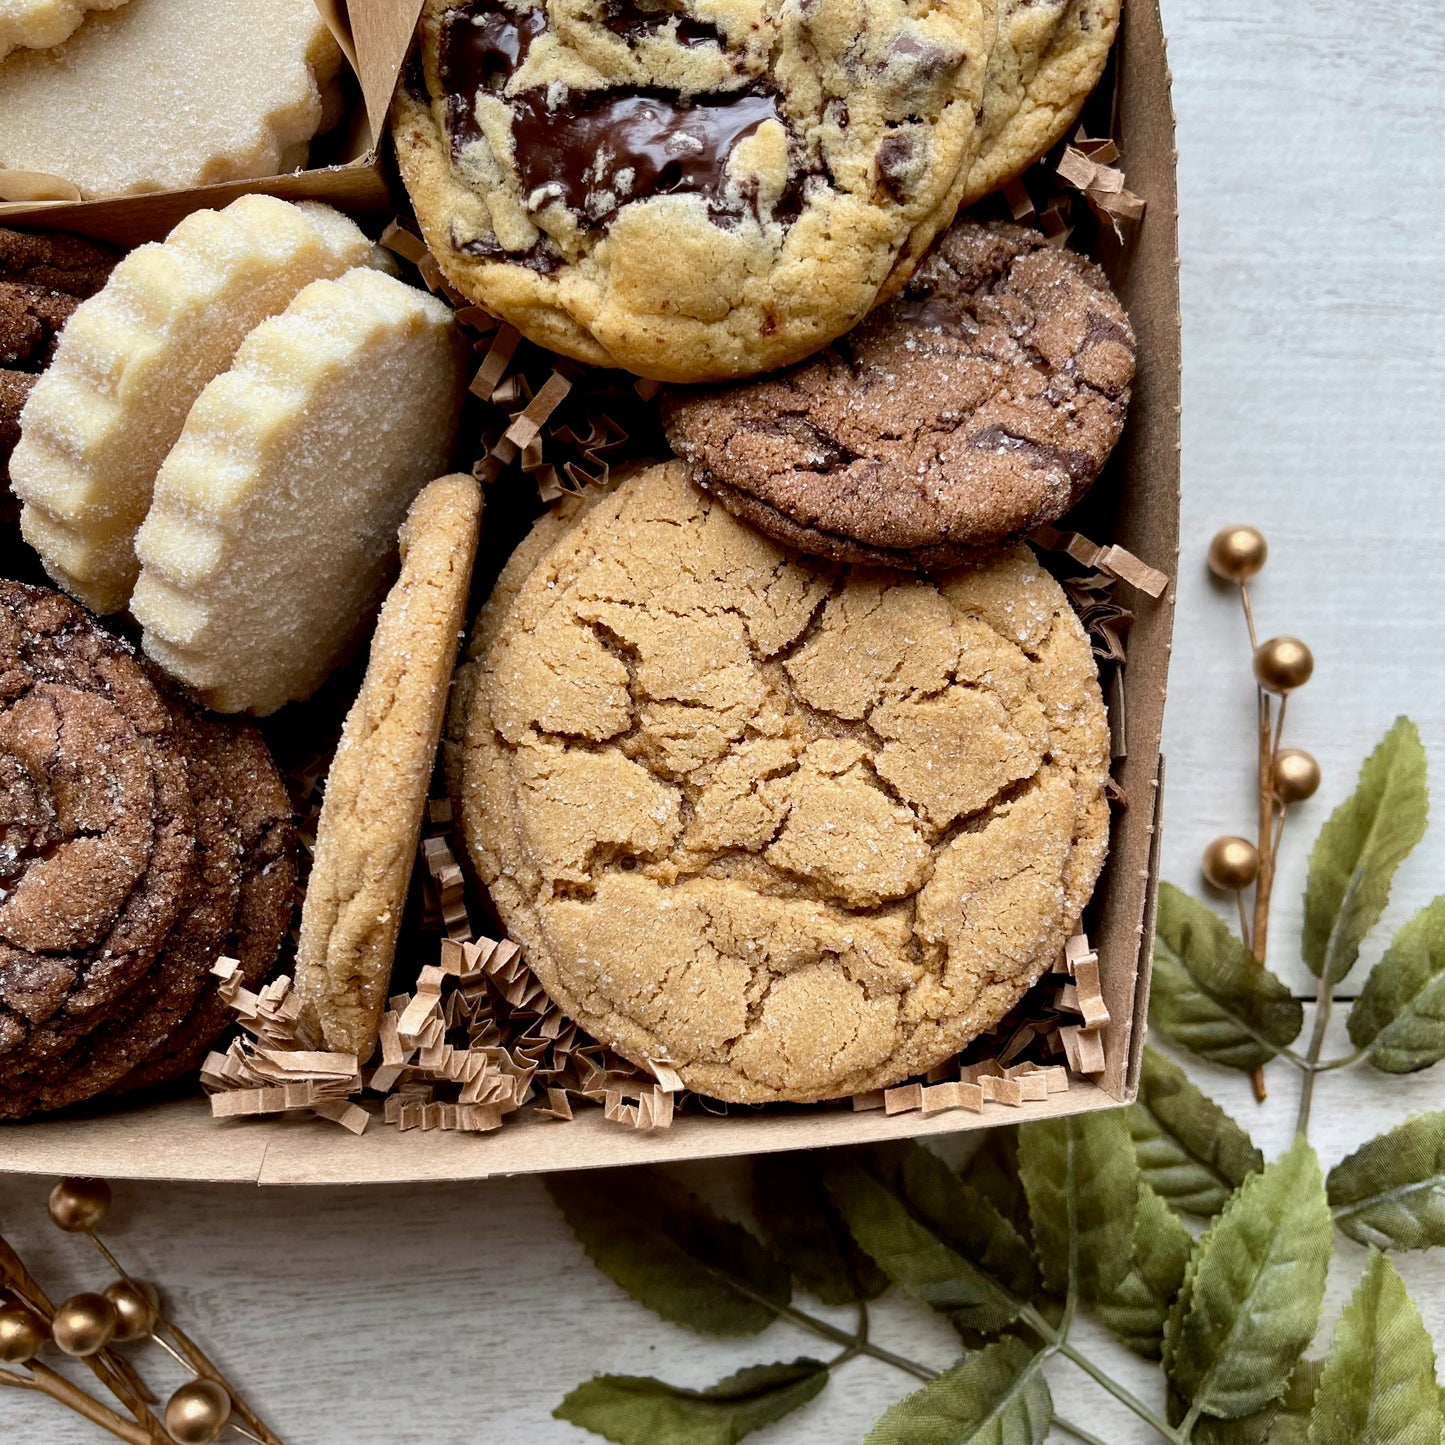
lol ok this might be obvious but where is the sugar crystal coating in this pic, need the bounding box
[0,0,130,63]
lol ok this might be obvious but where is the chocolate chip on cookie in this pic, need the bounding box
[452,462,1110,1105]
[392,0,998,381]
[663,219,1135,568]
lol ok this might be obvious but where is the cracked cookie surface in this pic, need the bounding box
[393,0,997,382]
[453,461,1109,1102]
[664,219,1134,567]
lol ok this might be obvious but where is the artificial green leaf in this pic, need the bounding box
[865,1338,1052,1445]
[819,1146,1027,1334]
[1018,1112,1138,1302]
[1151,883,1304,1071]
[547,1168,789,1336]
[962,1127,1030,1242]
[1168,1360,1322,1445]
[1348,897,1445,1074]
[1130,1046,1265,1217]
[1094,1184,1193,1360]
[1168,1137,1333,1421]
[1303,718,1428,986]
[555,1359,829,1445]
[1328,1113,1445,1252]
[753,1153,888,1305]
[1307,1251,1443,1445]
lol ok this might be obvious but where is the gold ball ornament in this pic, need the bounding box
[1207,526,1268,583]
[1254,636,1314,693]
[164,1378,232,1445]
[0,1304,48,1364]
[104,1279,159,1342]
[1202,836,1260,891]
[51,1292,118,1357]
[49,1177,112,1233]
[1273,748,1322,804]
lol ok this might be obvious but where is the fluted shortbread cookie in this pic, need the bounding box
[454,462,1110,1103]
[393,0,998,382]
[0,0,129,61]
[11,198,379,614]
[132,268,469,716]
[0,0,343,198]
[297,475,482,1060]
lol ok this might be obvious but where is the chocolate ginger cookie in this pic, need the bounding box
[453,462,1109,1104]
[392,0,998,382]
[0,582,295,1116]
[663,219,1134,568]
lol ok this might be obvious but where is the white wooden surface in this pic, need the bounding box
[5,1,1445,1439]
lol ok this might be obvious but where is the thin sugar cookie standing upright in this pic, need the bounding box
[10,196,381,614]
[296,474,483,1062]
[131,267,469,716]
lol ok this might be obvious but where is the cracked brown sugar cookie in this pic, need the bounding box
[453,461,1109,1103]
[297,474,483,1061]
[392,0,998,382]
[663,219,1134,568]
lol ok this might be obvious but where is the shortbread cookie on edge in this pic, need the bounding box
[392,0,998,382]
[297,474,483,1061]
[453,461,1110,1104]
[0,0,129,62]
[131,267,469,717]
[664,220,1135,567]
[0,0,343,198]
[11,197,381,614]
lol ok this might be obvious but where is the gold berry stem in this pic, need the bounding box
[90,1232,283,1445]
[1252,685,1277,964]
[0,1362,150,1445]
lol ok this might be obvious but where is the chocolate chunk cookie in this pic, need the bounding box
[392,0,998,381]
[452,462,1109,1104]
[663,220,1134,568]
[0,582,296,1116]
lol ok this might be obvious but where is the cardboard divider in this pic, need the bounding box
[0,0,1180,1183]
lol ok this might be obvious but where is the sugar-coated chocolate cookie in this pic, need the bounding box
[393,0,999,382]
[0,582,295,1117]
[132,267,469,716]
[663,220,1134,568]
[12,198,380,615]
[0,0,343,198]
[297,474,482,1062]
[452,462,1109,1104]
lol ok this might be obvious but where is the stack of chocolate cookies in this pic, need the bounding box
[0,581,297,1117]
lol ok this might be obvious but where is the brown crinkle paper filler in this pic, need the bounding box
[1056,133,1148,241]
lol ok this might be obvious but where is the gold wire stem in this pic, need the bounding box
[1252,686,1276,962]
[1,1361,150,1445]
[5,1233,163,1433]
[88,1231,283,1445]
[1234,890,1252,951]
[1239,581,1259,651]
[148,1331,192,1371]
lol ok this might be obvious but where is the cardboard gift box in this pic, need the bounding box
[0,0,1180,1184]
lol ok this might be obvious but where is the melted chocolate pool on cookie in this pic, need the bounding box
[439,0,801,237]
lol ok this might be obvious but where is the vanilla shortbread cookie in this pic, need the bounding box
[393,0,998,382]
[454,462,1110,1104]
[11,198,380,614]
[0,0,343,198]
[297,475,483,1060]
[131,268,469,716]
[0,0,129,62]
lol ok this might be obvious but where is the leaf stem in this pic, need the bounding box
[1295,964,1336,1138]
[1054,1416,1118,1445]
[1054,1339,1184,1443]
[724,1279,939,1383]
[1314,1046,1365,1072]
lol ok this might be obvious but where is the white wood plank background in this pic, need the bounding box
[4,0,1445,1439]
